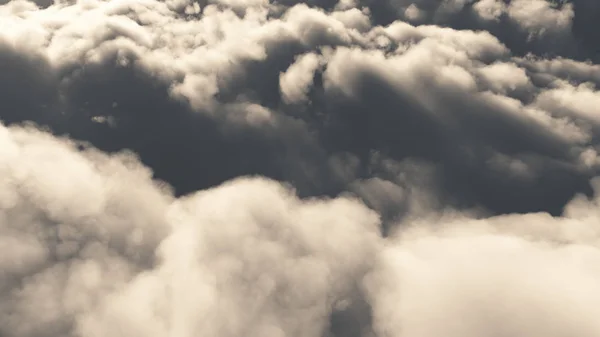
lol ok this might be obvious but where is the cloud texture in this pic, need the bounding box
[1,0,600,336]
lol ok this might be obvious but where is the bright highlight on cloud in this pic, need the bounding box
[1,0,600,336]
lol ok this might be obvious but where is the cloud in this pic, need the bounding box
[76,177,381,337]
[367,228,600,337]
[3,121,600,337]
[280,52,323,104]
[1,0,599,213]
[366,181,600,337]
[0,121,383,337]
[2,1,600,337]
[0,0,598,214]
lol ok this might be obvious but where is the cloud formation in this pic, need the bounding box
[2,0,600,336]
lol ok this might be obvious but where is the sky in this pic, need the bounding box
[1,0,600,336]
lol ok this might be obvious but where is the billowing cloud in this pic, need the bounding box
[367,180,600,337]
[1,0,600,337]
[0,122,381,337]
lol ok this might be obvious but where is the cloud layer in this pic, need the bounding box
[1,0,600,336]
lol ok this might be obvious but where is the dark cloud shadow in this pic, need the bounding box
[305,66,594,216]
[0,5,596,220]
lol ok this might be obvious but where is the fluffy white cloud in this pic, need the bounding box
[0,121,382,337]
[367,228,600,337]
[366,179,600,337]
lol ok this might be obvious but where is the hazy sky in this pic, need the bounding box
[1,0,600,337]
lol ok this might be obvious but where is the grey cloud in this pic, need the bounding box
[2,1,600,337]
[1,0,599,215]
[361,0,596,62]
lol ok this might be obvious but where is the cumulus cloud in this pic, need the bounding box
[367,225,600,337]
[0,122,382,337]
[367,181,600,337]
[2,0,600,337]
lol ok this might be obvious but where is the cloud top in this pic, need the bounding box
[2,1,600,337]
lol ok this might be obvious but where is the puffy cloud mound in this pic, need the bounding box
[2,0,600,336]
[0,122,380,337]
